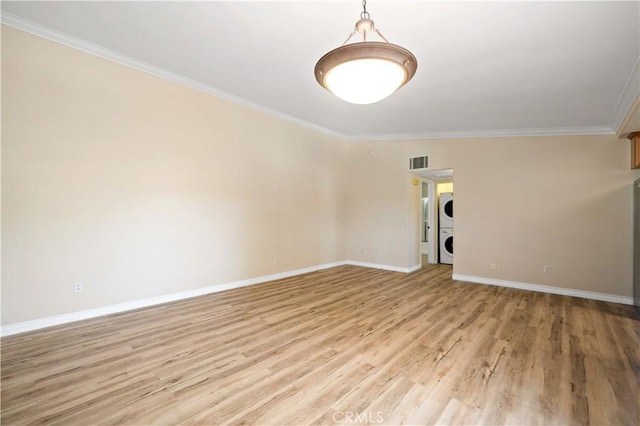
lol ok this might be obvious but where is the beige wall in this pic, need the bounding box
[2,25,638,326]
[1,26,345,324]
[437,182,453,195]
[344,136,638,297]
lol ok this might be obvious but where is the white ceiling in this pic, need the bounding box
[2,1,639,140]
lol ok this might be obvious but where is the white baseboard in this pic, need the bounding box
[1,261,347,337]
[407,263,423,273]
[13,263,623,337]
[452,274,633,305]
[345,260,421,273]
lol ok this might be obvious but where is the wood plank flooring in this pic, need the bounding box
[2,264,639,425]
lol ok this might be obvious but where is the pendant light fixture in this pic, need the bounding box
[314,0,417,104]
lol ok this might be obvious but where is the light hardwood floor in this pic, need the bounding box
[2,264,639,425]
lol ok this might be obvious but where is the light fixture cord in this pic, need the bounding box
[361,0,370,19]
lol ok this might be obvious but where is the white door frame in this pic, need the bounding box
[427,179,437,264]
[411,169,454,267]
[420,178,438,265]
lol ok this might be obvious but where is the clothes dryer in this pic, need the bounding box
[440,227,453,264]
[439,192,453,228]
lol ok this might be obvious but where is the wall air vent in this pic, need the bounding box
[409,156,429,170]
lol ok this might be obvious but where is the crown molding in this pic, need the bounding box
[610,57,640,133]
[0,13,346,141]
[0,13,626,142]
[343,126,614,142]
[616,94,639,138]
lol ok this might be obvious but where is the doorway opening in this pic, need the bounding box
[411,169,454,267]
[436,181,454,265]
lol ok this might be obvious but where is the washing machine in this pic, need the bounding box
[439,192,453,228]
[440,227,453,264]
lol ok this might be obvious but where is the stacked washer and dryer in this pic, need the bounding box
[439,192,454,264]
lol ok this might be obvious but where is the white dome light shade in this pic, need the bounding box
[315,42,417,104]
[325,58,406,104]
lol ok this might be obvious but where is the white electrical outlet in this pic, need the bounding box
[272,257,278,265]
[490,263,497,270]
[74,282,83,293]
[543,265,551,274]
